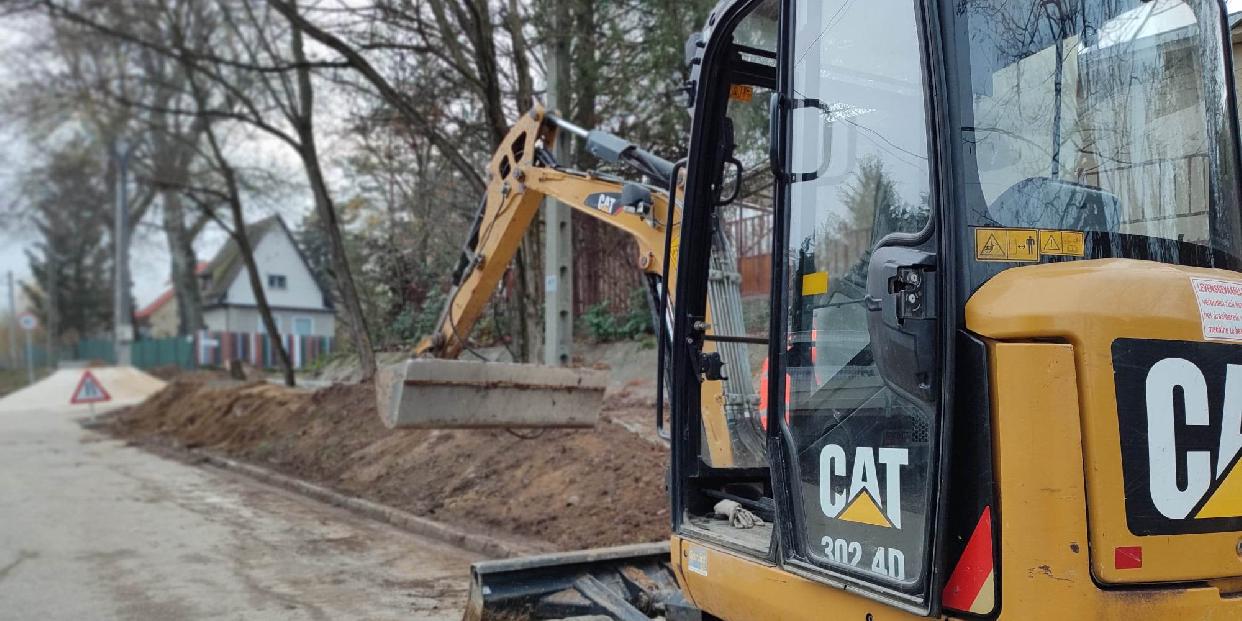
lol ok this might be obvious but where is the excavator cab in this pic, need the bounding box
[666,0,1242,618]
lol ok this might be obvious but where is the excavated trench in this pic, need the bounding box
[102,377,671,551]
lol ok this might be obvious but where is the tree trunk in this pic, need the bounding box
[187,100,295,388]
[288,4,377,381]
[162,190,205,335]
[218,174,294,386]
[230,220,295,387]
[297,137,376,380]
[570,0,599,168]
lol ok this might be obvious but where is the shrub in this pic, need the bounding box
[580,287,653,343]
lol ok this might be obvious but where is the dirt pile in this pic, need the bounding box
[105,378,670,551]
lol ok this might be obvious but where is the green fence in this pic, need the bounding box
[17,340,101,368]
[63,338,117,365]
[21,336,196,371]
[131,336,195,370]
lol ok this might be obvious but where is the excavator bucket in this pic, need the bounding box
[375,359,608,429]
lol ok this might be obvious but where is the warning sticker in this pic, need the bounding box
[728,84,754,102]
[975,228,1039,262]
[975,228,1087,262]
[687,546,709,576]
[1039,230,1085,257]
[1191,278,1242,342]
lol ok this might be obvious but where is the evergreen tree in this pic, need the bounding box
[22,143,114,344]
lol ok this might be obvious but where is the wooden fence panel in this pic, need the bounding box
[195,330,334,370]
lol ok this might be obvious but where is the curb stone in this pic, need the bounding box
[195,452,549,559]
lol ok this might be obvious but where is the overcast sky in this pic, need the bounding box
[0,10,337,315]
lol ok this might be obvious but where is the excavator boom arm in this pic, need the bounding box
[415,106,676,360]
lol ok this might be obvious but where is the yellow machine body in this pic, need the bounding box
[670,259,1242,619]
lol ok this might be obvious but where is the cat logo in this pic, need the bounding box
[585,192,623,215]
[1114,339,1242,535]
[819,444,908,529]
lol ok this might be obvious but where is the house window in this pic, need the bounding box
[268,274,288,289]
[293,317,313,335]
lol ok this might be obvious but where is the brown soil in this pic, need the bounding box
[104,379,670,551]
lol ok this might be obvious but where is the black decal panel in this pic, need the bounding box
[584,192,624,215]
[1113,338,1242,536]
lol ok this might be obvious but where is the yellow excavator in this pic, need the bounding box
[379,0,1242,618]
[374,103,767,466]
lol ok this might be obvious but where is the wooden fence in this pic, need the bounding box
[195,330,334,370]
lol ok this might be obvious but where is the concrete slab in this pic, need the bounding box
[0,366,165,414]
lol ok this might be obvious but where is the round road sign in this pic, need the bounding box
[17,312,38,331]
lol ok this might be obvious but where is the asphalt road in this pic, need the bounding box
[0,402,479,620]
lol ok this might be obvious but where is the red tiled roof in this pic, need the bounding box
[135,262,209,319]
[135,288,175,319]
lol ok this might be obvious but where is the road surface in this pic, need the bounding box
[0,402,479,620]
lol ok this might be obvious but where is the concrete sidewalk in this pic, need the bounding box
[0,366,166,414]
[0,402,479,620]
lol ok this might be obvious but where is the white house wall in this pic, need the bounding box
[202,306,336,338]
[225,228,326,310]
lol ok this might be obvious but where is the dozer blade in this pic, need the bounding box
[376,359,608,429]
[463,542,686,621]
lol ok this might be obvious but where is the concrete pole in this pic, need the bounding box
[113,140,133,366]
[7,271,17,369]
[543,23,573,367]
[46,255,55,368]
[24,328,33,385]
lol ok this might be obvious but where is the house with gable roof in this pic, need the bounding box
[197,215,336,338]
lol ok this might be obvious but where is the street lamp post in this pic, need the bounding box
[112,139,134,366]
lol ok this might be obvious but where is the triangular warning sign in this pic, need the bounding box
[1196,459,1242,519]
[1042,233,1062,252]
[978,234,1006,259]
[70,370,112,405]
[837,490,893,528]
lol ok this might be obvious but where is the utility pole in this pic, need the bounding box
[24,323,33,385]
[543,16,574,367]
[7,271,16,369]
[46,253,56,368]
[113,139,133,366]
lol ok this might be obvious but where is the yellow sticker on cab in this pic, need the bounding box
[975,228,1040,262]
[975,227,1086,262]
[801,271,829,296]
[1039,230,1085,257]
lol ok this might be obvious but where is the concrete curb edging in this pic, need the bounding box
[194,453,548,560]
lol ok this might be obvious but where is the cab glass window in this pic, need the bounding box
[780,0,934,594]
[956,0,1242,290]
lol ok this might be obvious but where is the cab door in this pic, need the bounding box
[769,0,945,612]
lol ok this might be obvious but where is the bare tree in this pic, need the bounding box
[177,60,298,387]
[272,0,544,359]
[187,0,377,377]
